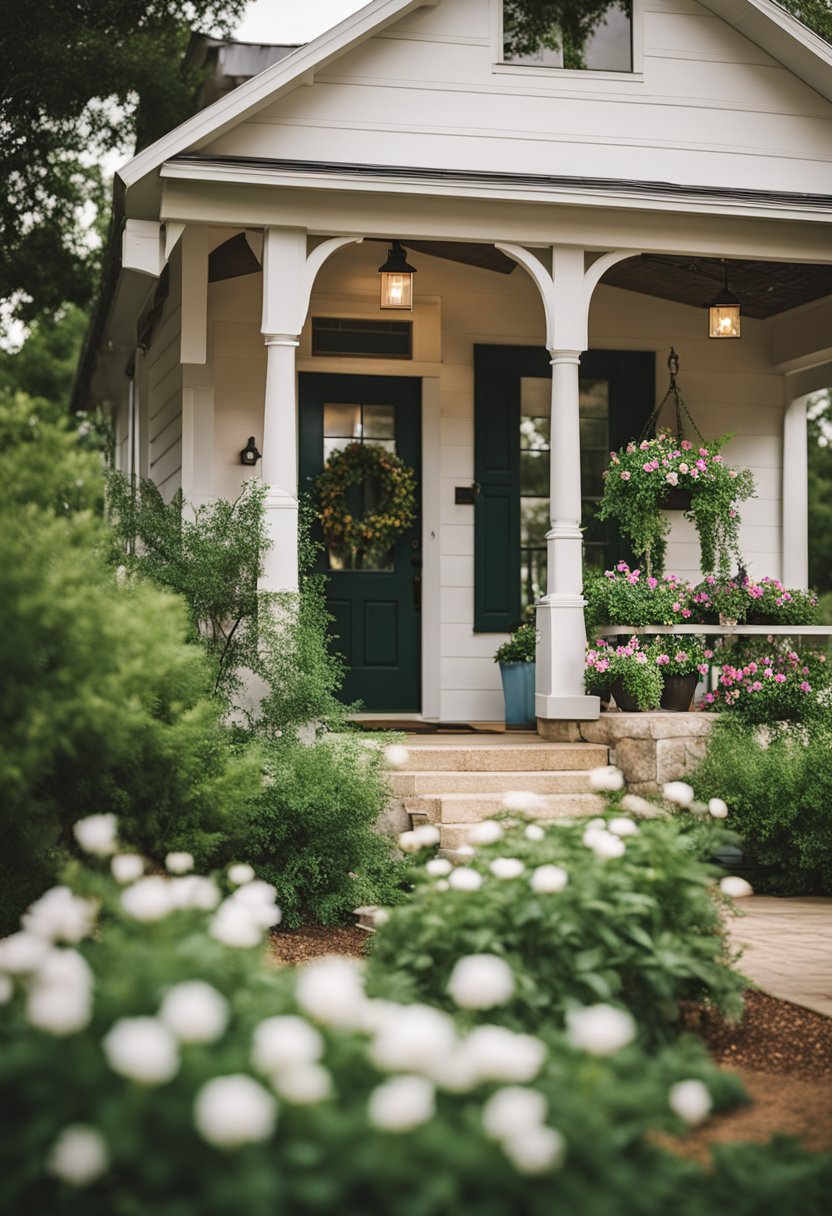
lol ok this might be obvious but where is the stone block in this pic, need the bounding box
[537,720,582,742]
[629,780,660,797]
[376,798,412,837]
[615,738,657,784]
[684,738,708,765]
[649,715,714,739]
[656,738,688,784]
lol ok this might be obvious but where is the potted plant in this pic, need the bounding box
[652,637,709,711]
[584,562,692,634]
[744,577,821,626]
[690,575,748,626]
[494,621,537,728]
[587,635,663,712]
[598,430,755,576]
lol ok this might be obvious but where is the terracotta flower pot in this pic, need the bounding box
[660,672,699,712]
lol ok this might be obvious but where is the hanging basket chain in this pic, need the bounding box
[638,348,705,445]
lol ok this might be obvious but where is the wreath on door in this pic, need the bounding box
[315,441,417,561]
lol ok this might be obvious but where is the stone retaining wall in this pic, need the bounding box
[537,713,714,795]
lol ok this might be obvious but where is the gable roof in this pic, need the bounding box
[118,0,832,204]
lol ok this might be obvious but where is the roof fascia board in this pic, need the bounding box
[158,157,832,223]
[698,0,832,104]
[118,0,435,191]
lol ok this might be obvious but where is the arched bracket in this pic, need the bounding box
[262,229,363,338]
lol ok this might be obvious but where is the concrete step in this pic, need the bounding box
[407,790,605,827]
[425,801,604,851]
[399,742,607,773]
[389,769,597,796]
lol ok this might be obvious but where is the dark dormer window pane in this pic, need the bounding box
[503,1,632,72]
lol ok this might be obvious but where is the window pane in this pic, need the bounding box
[323,437,353,463]
[520,376,550,420]
[324,403,361,438]
[521,497,549,545]
[503,1,632,72]
[580,417,608,449]
[520,414,550,450]
[581,449,608,491]
[362,404,395,439]
[580,380,610,418]
[520,450,549,497]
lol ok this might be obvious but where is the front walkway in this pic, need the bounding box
[726,896,832,1018]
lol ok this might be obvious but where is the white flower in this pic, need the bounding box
[719,876,753,899]
[194,1075,277,1147]
[620,794,660,817]
[0,974,12,1004]
[28,947,95,1035]
[165,852,194,875]
[455,844,475,858]
[489,858,525,880]
[466,820,504,846]
[295,957,366,1029]
[588,765,624,793]
[22,886,96,944]
[272,1064,333,1105]
[102,1017,180,1085]
[251,1016,324,1074]
[159,981,229,1044]
[0,931,51,974]
[210,900,263,949]
[121,877,174,923]
[425,858,452,878]
[384,744,410,768]
[111,854,145,884]
[586,817,606,830]
[370,1004,457,1073]
[447,953,513,1011]
[169,875,222,912]
[582,829,626,859]
[374,908,390,927]
[708,798,729,819]
[608,817,638,838]
[565,1005,636,1056]
[668,1079,713,1125]
[228,863,256,886]
[398,831,423,854]
[662,781,695,807]
[502,791,543,813]
[531,865,569,894]
[482,1086,547,1140]
[524,823,545,842]
[73,814,117,857]
[399,825,440,853]
[435,879,449,892]
[47,1125,109,1187]
[503,1125,566,1175]
[462,1026,546,1083]
[230,881,282,929]
[448,867,482,892]
[367,1075,435,1132]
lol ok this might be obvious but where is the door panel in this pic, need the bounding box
[299,373,422,711]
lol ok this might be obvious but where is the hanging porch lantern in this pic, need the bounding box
[378,240,417,310]
[708,260,742,339]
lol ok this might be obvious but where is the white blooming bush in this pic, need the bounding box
[370,809,747,1043]
[2,826,831,1213]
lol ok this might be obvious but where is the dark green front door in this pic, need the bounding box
[299,373,422,712]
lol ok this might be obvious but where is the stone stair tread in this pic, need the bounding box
[408,791,605,824]
[389,769,597,795]
[399,743,607,772]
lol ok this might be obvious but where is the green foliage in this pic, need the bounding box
[0,305,88,404]
[701,639,831,723]
[586,636,664,709]
[5,849,831,1216]
[692,717,832,894]
[107,474,268,700]
[0,393,260,931]
[584,562,690,634]
[651,636,708,678]
[368,814,746,1044]
[807,392,832,596]
[494,622,537,664]
[240,735,408,928]
[2,1,247,319]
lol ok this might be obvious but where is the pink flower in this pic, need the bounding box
[763,669,774,679]
[672,602,681,612]
[704,649,714,660]
[695,459,707,471]
[620,471,631,481]
[681,608,692,618]
[656,654,670,666]
[666,472,679,486]
[626,443,636,454]
[747,662,757,674]
[690,468,699,479]
[800,682,811,693]
[616,562,629,573]
[681,440,693,451]
[704,693,715,704]
[675,652,688,664]
[640,441,650,451]
[697,663,709,675]
[642,462,653,472]
[713,455,723,463]
[627,572,639,584]
[595,658,610,672]
[774,673,786,683]
[706,576,716,585]
[729,469,737,478]
[647,577,658,590]
[699,448,708,457]
[679,463,689,474]
[751,681,762,691]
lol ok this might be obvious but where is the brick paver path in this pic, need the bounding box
[726,896,832,1018]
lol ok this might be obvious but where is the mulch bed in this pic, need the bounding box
[269,926,832,1153]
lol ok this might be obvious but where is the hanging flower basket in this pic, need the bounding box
[315,442,417,565]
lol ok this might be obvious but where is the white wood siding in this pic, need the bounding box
[206,239,785,720]
[146,289,183,502]
[202,0,832,196]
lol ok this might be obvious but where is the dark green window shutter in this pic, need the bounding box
[474,346,521,632]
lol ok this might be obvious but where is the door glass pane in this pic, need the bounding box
[323,402,397,573]
[520,450,549,497]
[324,403,362,438]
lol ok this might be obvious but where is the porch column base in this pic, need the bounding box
[259,486,299,595]
[535,595,599,722]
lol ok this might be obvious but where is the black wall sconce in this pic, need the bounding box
[240,436,262,467]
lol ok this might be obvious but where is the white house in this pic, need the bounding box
[80,0,832,726]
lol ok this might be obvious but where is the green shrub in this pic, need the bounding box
[701,640,831,723]
[240,735,408,928]
[368,814,746,1045]
[494,622,537,664]
[5,838,829,1216]
[584,563,691,635]
[691,717,832,894]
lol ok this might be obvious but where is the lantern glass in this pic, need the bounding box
[708,304,741,339]
[380,270,413,310]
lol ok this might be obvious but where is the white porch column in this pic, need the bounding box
[782,389,810,588]
[496,244,634,720]
[259,228,362,593]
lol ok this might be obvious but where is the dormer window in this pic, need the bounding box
[502,1,633,72]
